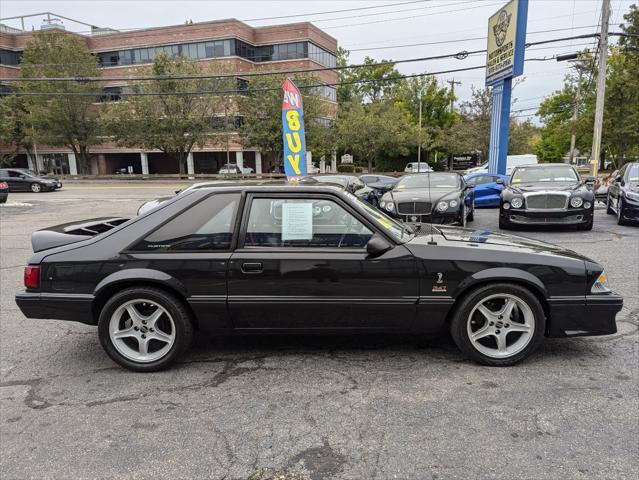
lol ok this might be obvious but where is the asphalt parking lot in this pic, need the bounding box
[1,182,637,480]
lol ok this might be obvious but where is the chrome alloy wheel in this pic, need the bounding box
[466,293,534,359]
[108,299,176,363]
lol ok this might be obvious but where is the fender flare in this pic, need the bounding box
[454,267,548,299]
[93,268,188,298]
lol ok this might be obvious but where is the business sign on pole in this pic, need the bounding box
[485,0,527,86]
[281,78,307,180]
[485,0,528,175]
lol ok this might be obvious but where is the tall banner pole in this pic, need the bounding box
[486,0,528,175]
[281,78,307,181]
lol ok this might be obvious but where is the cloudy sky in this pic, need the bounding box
[1,0,635,122]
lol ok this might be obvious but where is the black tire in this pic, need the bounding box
[577,217,593,230]
[499,213,511,230]
[616,199,627,225]
[467,202,475,222]
[606,195,614,215]
[370,196,379,208]
[98,286,194,372]
[30,183,42,193]
[449,283,546,366]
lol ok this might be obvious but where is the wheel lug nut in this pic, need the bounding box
[141,334,146,339]
[489,322,494,326]
[498,315,503,320]
[505,324,510,328]
[150,328,154,332]
[142,320,147,325]
[134,327,139,331]
[495,329,501,334]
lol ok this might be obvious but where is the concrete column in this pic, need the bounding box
[187,152,195,175]
[255,151,263,174]
[235,151,244,171]
[331,151,337,173]
[319,156,326,174]
[35,154,44,173]
[67,152,78,175]
[306,150,312,173]
[140,152,149,175]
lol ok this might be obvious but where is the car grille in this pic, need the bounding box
[397,201,431,214]
[525,194,567,210]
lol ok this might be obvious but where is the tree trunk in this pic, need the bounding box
[367,157,373,174]
[178,152,186,175]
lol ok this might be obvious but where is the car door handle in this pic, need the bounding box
[241,262,263,274]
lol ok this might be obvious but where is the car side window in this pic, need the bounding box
[133,193,240,251]
[244,197,373,248]
[8,170,21,178]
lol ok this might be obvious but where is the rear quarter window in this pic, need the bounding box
[132,193,240,251]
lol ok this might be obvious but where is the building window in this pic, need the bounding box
[0,49,22,66]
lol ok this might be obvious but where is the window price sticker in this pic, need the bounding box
[282,202,313,240]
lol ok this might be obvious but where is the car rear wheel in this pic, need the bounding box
[98,287,193,372]
[577,217,593,230]
[467,200,475,222]
[30,183,42,193]
[450,284,545,366]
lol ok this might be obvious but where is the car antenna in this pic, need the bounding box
[426,166,437,245]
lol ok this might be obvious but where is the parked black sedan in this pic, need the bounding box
[606,162,639,225]
[309,174,377,205]
[379,172,474,226]
[499,164,595,230]
[0,168,62,192]
[15,182,622,371]
[359,174,399,205]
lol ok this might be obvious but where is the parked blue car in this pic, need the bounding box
[464,173,510,207]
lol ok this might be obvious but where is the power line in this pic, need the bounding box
[6,32,632,84]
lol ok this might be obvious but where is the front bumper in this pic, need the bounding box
[620,198,639,222]
[15,292,95,325]
[546,292,623,337]
[391,211,462,226]
[502,207,593,225]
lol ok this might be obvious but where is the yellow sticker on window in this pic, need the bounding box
[512,178,521,183]
[376,217,393,229]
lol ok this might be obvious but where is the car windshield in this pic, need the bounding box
[345,192,413,242]
[628,165,639,182]
[395,174,459,189]
[511,166,579,184]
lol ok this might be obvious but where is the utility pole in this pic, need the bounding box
[590,0,611,177]
[446,79,461,112]
[568,64,584,165]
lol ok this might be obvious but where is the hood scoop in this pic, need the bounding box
[31,217,129,252]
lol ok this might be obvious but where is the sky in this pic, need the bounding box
[1,0,635,124]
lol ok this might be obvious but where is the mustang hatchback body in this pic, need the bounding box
[16,182,622,371]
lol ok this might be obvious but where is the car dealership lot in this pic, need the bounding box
[1,182,637,480]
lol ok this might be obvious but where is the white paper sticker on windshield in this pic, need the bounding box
[282,202,313,240]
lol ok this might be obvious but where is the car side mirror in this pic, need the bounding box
[615,175,623,183]
[496,178,505,185]
[19,174,26,179]
[465,184,475,189]
[585,176,596,184]
[366,232,393,258]
[175,189,182,194]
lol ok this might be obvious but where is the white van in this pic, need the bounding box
[404,162,433,173]
[464,154,538,176]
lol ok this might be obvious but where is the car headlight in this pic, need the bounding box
[626,191,639,201]
[449,199,459,208]
[503,202,511,210]
[570,196,584,208]
[384,202,395,212]
[436,201,449,212]
[591,271,611,294]
[584,201,592,209]
[510,197,523,209]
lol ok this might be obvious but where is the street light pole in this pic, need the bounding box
[417,97,423,164]
[590,0,611,176]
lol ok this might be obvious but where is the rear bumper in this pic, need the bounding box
[15,292,95,325]
[546,293,623,337]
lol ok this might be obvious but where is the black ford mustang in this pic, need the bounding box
[379,172,474,226]
[499,164,596,230]
[16,182,621,371]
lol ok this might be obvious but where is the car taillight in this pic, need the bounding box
[0,181,8,189]
[24,266,40,289]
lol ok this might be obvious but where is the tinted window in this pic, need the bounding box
[626,165,639,182]
[396,174,459,189]
[134,193,240,251]
[244,198,372,248]
[467,175,493,185]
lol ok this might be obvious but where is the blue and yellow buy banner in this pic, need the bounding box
[281,78,307,180]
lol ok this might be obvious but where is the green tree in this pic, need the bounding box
[0,95,37,167]
[335,100,415,172]
[508,118,539,155]
[105,53,235,174]
[237,74,331,168]
[18,31,104,173]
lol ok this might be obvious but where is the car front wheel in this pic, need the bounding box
[98,287,193,372]
[606,195,614,214]
[450,283,545,366]
[30,183,42,193]
[616,199,626,225]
